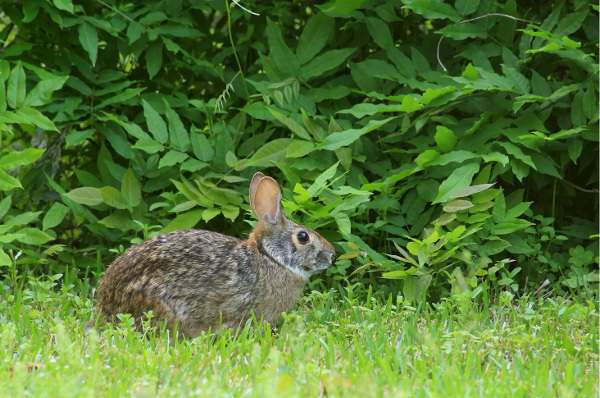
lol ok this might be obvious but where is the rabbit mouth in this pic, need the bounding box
[312,253,334,272]
[312,263,331,273]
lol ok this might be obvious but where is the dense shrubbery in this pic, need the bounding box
[0,0,598,302]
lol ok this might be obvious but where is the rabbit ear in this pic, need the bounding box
[249,172,266,215]
[251,174,282,224]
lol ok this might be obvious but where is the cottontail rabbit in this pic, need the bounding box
[93,172,335,338]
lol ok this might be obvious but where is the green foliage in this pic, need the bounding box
[0,0,597,301]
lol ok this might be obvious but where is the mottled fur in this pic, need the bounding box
[93,173,335,338]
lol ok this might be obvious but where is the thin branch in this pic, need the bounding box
[562,179,599,194]
[231,0,260,16]
[437,36,447,72]
[437,13,540,72]
[459,13,537,25]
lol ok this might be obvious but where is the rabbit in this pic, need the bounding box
[92,172,336,338]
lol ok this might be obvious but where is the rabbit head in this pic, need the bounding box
[246,172,335,280]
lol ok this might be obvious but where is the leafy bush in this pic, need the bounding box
[0,0,597,301]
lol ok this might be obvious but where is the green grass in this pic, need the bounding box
[0,271,598,397]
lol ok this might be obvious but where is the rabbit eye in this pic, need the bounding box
[297,231,309,244]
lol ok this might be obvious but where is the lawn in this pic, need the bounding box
[0,272,598,397]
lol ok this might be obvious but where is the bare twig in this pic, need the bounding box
[231,0,260,16]
[437,13,539,72]
[459,13,536,25]
[562,179,600,194]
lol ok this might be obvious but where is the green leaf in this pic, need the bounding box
[293,183,312,203]
[142,99,168,144]
[492,191,506,223]
[302,109,327,142]
[99,186,128,209]
[23,76,68,107]
[165,101,191,152]
[5,211,43,226]
[568,139,583,164]
[436,24,486,40]
[127,21,145,44]
[421,86,457,105]
[286,140,315,158]
[335,212,351,235]
[158,150,189,168]
[48,176,99,224]
[161,209,204,233]
[307,161,339,197]
[483,152,510,166]
[456,0,480,15]
[99,214,137,231]
[121,169,142,208]
[99,125,135,160]
[241,102,275,120]
[191,132,214,162]
[268,108,311,140]
[53,0,74,13]
[497,142,536,169]
[502,65,530,94]
[102,113,152,141]
[480,239,510,257]
[300,48,355,80]
[492,219,534,235]
[443,199,473,213]
[0,148,45,170]
[201,208,220,223]
[42,203,70,230]
[132,138,164,154]
[221,206,240,222]
[400,95,423,112]
[146,41,163,79]
[266,18,298,78]
[403,277,419,301]
[319,117,396,151]
[366,17,394,50]
[0,170,22,191]
[415,150,440,167]
[428,151,479,166]
[12,107,58,131]
[434,162,480,203]
[450,184,494,198]
[530,153,561,178]
[402,0,460,22]
[245,138,293,168]
[297,13,335,64]
[319,0,367,16]
[506,201,533,219]
[15,228,54,245]
[65,187,103,206]
[95,88,144,110]
[180,159,208,172]
[78,22,98,66]
[6,62,26,109]
[0,196,11,218]
[0,249,11,266]
[434,126,457,153]
[0,80,5,113]
[462,63,478,80]
[338,103,403,118]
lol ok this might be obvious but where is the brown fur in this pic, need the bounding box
[93,173,335,338]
